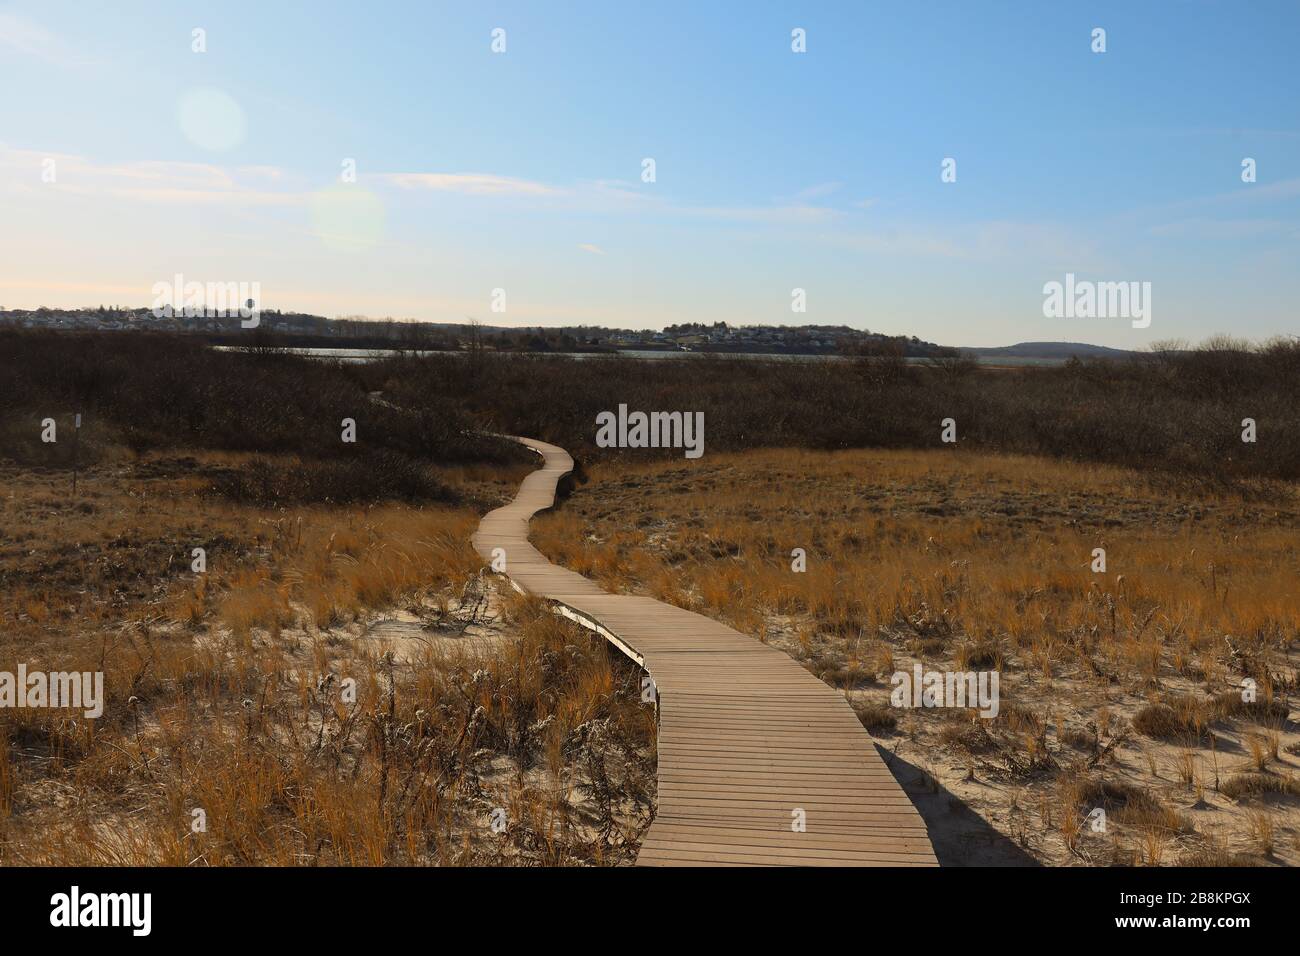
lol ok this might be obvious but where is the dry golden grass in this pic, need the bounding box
[0,451,652,866]
[534,445,1300,866]
[539,449,1300,667]
[0,450,522,646]
[1247,808,1276,856]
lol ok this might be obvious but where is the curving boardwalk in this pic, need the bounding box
[472,437,937,867]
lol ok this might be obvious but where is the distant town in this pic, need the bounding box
[0,305,1143,361]
[0,306,957,356]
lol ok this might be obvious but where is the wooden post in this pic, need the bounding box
[72,412,81,494]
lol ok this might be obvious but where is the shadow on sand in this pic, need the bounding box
[879,746,1040,866]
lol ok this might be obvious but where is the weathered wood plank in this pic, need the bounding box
[472,436,936,867]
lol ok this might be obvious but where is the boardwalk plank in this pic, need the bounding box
[472,436,936,867]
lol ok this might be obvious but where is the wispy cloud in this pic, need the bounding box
[681,204,842,225]
[1137,126,1300,140]
[0,12,99,68]
[0,144,297,205]
[1,145,854,226]
[830,219,1100,263]
[379,172,562,196]
[792,181,843,201]
[374,170,847,225]
[110,185,301,206]
[1123,177,1300,222]
[3,143,1090,263]
[1148,218,1300,240]
[101,160,239,189]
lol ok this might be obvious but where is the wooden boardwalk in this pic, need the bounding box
[472,437,937,867]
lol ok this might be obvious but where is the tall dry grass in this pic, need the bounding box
[533,444,1300,865]
[0,443,650,866]
[1,587,654,866]
[535,448,1300,687]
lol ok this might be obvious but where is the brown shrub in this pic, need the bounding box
[852,700,897,734]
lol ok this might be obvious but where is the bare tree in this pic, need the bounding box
[925,347,978,379]
[465,318,486,379]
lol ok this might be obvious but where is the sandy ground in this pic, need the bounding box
[533,448,1300,866]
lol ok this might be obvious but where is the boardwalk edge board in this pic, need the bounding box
[472,436,937,867]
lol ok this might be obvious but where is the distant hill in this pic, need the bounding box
[958,341,1139,360]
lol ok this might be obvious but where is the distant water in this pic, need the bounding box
[213,346,400,364]
[213,346,1065,367]
[612,350,1065,366]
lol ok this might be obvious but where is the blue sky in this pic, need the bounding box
[1,0,1297,346]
